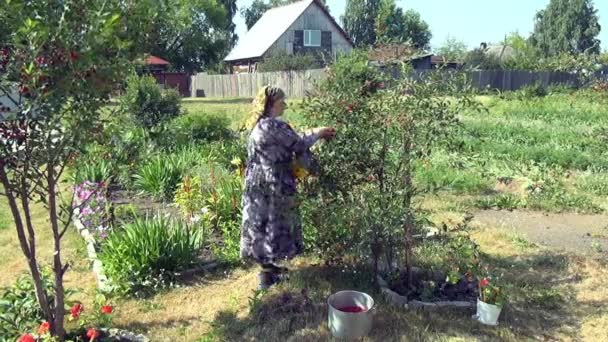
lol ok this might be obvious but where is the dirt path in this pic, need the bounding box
[473,210,608,255]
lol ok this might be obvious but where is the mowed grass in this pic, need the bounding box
[414,93,608,213]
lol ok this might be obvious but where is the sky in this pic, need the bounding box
[234,0,608,51]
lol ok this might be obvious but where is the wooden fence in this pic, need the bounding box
[191,69,327,98]
[191,69,605,98]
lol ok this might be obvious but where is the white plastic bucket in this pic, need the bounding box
[474,299,502,326]
[327,290,374,340]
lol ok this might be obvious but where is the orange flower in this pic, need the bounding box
[18,334,35,342]
[100,305,113,314]
[38,321,50,335]
[87,328,100,340]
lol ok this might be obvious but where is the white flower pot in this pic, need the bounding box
[328,290,375,339]
[473,298,502,326]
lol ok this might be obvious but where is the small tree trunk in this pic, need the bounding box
[401,139,414,290]
[47,167,66,339]
[403,209,414,290]
[0,167,54,324]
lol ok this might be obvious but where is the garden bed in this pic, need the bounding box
[377,267,477,311]
[73,181,221,294]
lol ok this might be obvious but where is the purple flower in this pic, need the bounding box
[81,207,93,216]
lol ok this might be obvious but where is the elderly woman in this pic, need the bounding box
[240,86,335,290]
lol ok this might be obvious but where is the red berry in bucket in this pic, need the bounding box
[338,305,366,313]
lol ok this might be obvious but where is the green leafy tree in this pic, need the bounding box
[219,0,239,49]
[300,52,478,286]
[435,36,468,61]
[502,32,541,70]
[348,0,431,49]
[0,0,152,338]
[530,0,601,56]
[400,9,432,50]
[342,0,381,47]
[242,0,272,30]
[147,0,230,73]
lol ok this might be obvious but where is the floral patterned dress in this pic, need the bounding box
[240,117,319,264]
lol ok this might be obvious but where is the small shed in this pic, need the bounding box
[140,55,191,97]
[431,55,462,69]
[144,55,170,73]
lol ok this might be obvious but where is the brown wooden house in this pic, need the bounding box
[224,0,353,73]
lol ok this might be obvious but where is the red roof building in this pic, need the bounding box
[145,55,170,66]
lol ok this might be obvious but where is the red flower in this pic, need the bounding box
[87,328,100,340]
[71,303,84,319]
[100,305,113,314]
[19,85,29,94]
[18,334,36,342]
[35,56,46,66]
[38,321,50,335]
[70,51,79,61]
[480,278,490,288]
[346,105,353,113]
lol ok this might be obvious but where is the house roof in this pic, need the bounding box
[368,43,431,64]
[146,56,170,65]
[224,0,352,63]
[431,55,461,64]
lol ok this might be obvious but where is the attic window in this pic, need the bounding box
[304,30,321,47]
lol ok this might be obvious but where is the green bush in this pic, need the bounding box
[120,75,182,129]
[134,155,185,201]
[99,216,204,297]
[0,272,55,339]
[70,159,113,184]
[206,173,243,229]
[211,220,241,265]
[172,112,232,144]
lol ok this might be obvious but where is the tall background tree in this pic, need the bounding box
[342,0,380,47]
[345,0,431,49]
[530,0,601,56]
[220,0,239,49]
[435,36,468,61]
[147,0,231,73]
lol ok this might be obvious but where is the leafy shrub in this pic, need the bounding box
[99,216,205,296]
[134,155,185,201]
[256,52,323,72]
[204,138,247,170]
[70,159,113,185]
[171,112,232,144]
[211,220,241,264]
[463,48,502,70]
[0,272,55,339]
[210,174,242,225]
[120,75,182,129]
[299,50,478,279]
[174,175,205,221]
[515,82,547,100]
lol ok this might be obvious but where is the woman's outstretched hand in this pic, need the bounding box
[318,127,336,140]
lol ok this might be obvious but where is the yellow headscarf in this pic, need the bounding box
[243,86,286,130]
